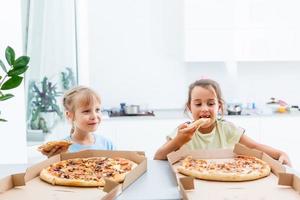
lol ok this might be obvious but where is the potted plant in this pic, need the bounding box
[0,46,29,121]
[61,67,76,91]
[28,76,63,134]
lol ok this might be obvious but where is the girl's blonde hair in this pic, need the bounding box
[63,86,101,134]
[184,79,225,116]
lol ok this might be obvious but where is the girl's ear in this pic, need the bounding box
[218,102,224,114]
[66,111,74,122]
[186,103,191,112]
[185,104,194,119]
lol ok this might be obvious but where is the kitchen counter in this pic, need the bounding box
[102,108,300,121]
[102,109,189,120]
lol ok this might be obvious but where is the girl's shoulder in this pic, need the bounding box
[93,133,115,150]
[216,118,245,134]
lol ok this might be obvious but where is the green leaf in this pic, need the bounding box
[5,46,15,66]
[1,75,23,90]
[13,56,30,68]
[0,59,7,73]
[0,94,14,101]
[0,75,2,80]
[8,66,29,76]
[0,118,7,122]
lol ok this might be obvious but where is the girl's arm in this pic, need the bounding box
[239,134,291,166]
[154,123,197,160]
[153,137,184,160]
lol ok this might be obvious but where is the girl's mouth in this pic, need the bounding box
[200,115,210,118]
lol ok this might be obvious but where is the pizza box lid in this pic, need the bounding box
[0,150,147,200]
[167,143,300,200]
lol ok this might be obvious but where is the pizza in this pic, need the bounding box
[189,118,210,129]
[177,155,271,181]
[40,157,137,187]
[38,140,73,152]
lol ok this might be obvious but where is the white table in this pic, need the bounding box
[0,160,181,200]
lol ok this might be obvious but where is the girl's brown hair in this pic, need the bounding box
[63,86,101,134]
[184,79,225,115]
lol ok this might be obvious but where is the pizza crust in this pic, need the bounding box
[190,118,210,129]
[177,155,271,182]
[40,168,106,186]
[38,140,73,152]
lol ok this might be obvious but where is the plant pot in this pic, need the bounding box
[27,129,46,141]
[39,111,57,130]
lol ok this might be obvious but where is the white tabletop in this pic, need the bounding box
[117,160,180,200]
[0,160,181,200]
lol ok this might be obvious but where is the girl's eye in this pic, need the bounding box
[208,102,215,106]
[83,110,90,113]
[195,103,202,106]
[96,108,101,113]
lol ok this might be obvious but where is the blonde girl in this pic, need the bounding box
[41,86,114,157]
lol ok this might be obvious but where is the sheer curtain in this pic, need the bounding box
[26,0,78,147]
[26,0,77,81]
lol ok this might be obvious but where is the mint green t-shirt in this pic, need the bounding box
[167,119,244,150]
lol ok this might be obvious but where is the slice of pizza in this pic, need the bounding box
[38,140,73,152]
[189,118,210,129]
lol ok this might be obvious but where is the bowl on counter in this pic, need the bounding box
[124,105,140,115]
[226,104,242,115]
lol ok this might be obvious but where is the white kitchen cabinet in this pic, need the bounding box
[224,116,261,142]
[99,119,185,159]
[260,116,300,170]
[100,116,300,171]
[185,30,234,61]
[98,121,117,145]
[226,115,300,170]
[185,0,300,61]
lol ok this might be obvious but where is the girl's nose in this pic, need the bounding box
[201,104,209,111]
[90,111,97,119]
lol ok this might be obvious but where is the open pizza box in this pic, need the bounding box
[167,143,300,200]
[0,150,147,200]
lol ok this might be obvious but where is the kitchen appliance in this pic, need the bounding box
[106,103,155,117]
[227,104,242,115]
[124,105,140,115]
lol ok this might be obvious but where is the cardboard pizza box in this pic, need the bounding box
[167,143,300,200]
[0,150,147,200]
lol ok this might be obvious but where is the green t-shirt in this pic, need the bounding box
[167,119,244,150]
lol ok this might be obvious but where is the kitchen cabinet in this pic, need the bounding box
[185,0,300,61]
[260,116,300,170]
[227,115,300,170]
[224,116,261,142]
[184,0,234,61]
[100,115,300,169]
[99,118,185,159]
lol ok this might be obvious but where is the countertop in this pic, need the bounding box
[102,109,300,121]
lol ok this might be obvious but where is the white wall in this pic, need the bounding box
[87,0,300,109]
[88,0,187,109]
[0,0,27,164]
[186,62,300,106]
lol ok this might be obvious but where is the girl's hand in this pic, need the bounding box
[278,153,292,167]
[175,122,198,145]
[41,145,69,158]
